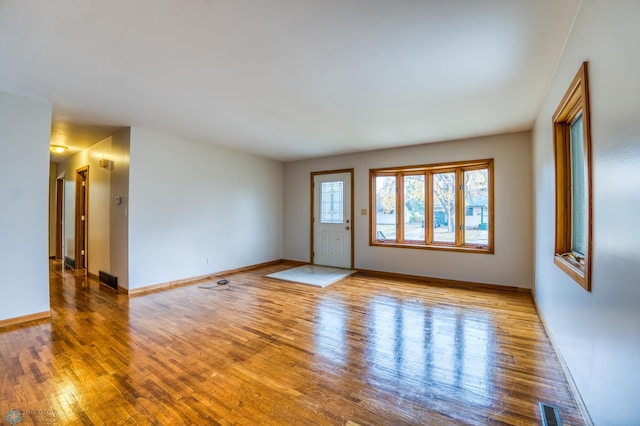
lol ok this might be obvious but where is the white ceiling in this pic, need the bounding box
[0,0,580,162]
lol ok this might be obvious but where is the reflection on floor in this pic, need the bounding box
[0,260,585,425]
[266,264,356,287]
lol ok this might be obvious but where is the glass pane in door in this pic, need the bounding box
[320,181,344,224]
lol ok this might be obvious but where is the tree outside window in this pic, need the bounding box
[370,159,493,253]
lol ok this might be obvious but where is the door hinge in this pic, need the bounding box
[82,181,86,186]
[81,215,85,221]
[81,250,85,255]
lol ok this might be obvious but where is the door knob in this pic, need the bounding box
[345,226,350,230]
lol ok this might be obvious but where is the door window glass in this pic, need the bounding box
[320,181,344,224]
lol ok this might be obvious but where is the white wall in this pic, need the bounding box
[284,131,533,288]
[0,91,52,321]
[532,1,640,424]
[127,127,283,290]
[109,128,130,289]
[58,130,130,288]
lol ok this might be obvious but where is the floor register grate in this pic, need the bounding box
[99,270,118,290]
[539,402,562,426]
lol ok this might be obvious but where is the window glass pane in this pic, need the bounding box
[320,181,344,224]
[433,172,456,243]
[375,175,396,240]
[570,114,586,256]
[404,175,425,241]
[464,169,489,245]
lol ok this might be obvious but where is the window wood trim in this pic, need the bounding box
[553,62,593,291]
[369,159,494,254]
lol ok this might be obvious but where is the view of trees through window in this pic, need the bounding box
[404,175,425,242]
[371,159,493,252]
[433,172,456,243]
[375,175,396,240]
[463,169,489,245]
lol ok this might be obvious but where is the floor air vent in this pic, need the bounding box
[539,402,562,426]
[99,270,118,290]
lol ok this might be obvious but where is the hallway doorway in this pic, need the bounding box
[75,166,88,270]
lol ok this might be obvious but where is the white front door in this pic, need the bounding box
[313,171,352,269]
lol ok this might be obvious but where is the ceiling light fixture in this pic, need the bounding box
[50,144,68,153]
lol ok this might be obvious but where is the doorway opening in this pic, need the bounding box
[75,166,89,271]
[55,178,64,260]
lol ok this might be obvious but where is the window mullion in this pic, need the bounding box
[396,173,403,243]
[424,172,429,243]
[456,168,464,247]
[370,171,377,242]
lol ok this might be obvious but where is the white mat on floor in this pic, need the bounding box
[266,265,356,288]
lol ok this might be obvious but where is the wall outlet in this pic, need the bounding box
[206,257,212,265]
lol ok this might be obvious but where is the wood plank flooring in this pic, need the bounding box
[0,260,584,425]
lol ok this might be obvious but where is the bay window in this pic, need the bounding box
[370,159,493,253]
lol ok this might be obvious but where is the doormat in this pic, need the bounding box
[266,265,356,288]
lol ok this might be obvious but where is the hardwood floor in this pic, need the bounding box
[0,261,584,425]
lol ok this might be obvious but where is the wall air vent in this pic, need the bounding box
[99,270,118,290]
[539,402,562,426]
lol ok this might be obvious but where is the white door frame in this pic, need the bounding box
[310,169,354,269]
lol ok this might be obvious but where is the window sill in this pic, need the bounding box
[371,240,493,254]
[554,254,587,287]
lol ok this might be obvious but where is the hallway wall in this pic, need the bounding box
[0,91,52,322]
[56,129,130,287]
